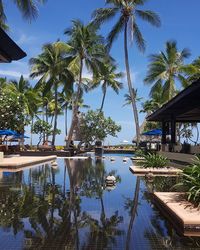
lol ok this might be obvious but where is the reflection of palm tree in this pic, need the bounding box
[125,177,140,250]
[79,159,124,249]
[65,158,92,250]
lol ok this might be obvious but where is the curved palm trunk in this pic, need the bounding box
[100,82,107,112]
[66,59,83,149]
[52,82,58,146]
[124,22,140,147]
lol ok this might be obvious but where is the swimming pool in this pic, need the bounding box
[0,155,200,249]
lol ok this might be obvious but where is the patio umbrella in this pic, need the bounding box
[142,129,162,136]
[0,130,17,136]
[14,133,29,139]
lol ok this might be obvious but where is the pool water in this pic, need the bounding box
[0,155,200,250]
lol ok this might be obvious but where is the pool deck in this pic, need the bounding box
[20,150,70,157]
[154,192,200,236]
[0,155,57,169]
[129,166,182,175]
[64,156,89,160]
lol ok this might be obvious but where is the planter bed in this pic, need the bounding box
[129,166,182,175]
[153,192,200,236]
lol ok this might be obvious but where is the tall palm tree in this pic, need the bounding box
[92,0,161,146]
[0,0,46,30]
[144,40,195,102]
[30,42,74,145]
[92,62,124,111]
[64,20,106,147]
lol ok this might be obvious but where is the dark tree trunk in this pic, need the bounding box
[65,104,68,138]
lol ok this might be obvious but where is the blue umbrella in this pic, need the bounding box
[14,133,29,139]
[0,129,17,136]
[142,129,162,136]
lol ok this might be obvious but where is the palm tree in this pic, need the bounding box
[123,88,142,107]
[144,40,195,102]
[92,62,124,111]
[30,42,74,145]
[64,20,106,147]
[92,0,161,146]
[0,0,46,30]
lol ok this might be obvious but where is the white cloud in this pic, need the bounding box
[0,70,29,79]
[17,33,37,45]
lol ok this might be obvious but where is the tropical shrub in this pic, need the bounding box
[79,110,121,145]
[32,120,52,145]
[174,155,200,205]
[0,89,29,132]
[134,148,145,157]
[141,153,169,168]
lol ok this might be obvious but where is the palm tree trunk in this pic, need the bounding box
[124,21,140,147]
[52,82,58,146]
[66,59,83,148]
[46,103,49,141]
[42,98,45,144]
[100,83,107,112]
[65,104,68,138]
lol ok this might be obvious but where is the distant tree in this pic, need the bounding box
[32,119,52,145]
[79,110,121,146]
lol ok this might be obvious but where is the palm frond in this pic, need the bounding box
[132,21,146,52]
[136,10,161,27]
[91,7,119,26]
[107,15,125,50]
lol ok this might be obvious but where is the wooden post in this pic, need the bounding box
[161,121,167,151]
[170,118,176,152]
[162,121,167,144]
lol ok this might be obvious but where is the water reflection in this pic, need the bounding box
[1,157,200,249]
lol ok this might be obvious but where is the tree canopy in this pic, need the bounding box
[79,110,121,145]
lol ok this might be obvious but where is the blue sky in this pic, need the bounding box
[1,0,200,145]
